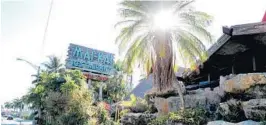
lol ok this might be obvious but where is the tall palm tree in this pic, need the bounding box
[116,1,212,108]
[43,55,63,73]
[4,102,13,109]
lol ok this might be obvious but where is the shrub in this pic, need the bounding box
[148,108,208,125]
[148,115,168,125]
[130,98,149,113]
[120,94,149,113]
[169,108,208,125]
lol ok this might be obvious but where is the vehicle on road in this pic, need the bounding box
[7,116,14,120]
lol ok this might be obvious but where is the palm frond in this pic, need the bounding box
[118,8,145,19]
[174,0,194,13]
[122,34,150,73]
[179,11,213,43]
[116,19,146,53]
[119,1,147,15]
[115,20,139,28]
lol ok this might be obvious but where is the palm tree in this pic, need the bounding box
[4,102,13,109]
[107,61,128,103]
[43,55,63,73]
[116,1,212,109]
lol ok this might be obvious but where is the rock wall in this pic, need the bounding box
[221,73,266,93]
[217,73,266,121]
[147,73,266,123]
[154,88,223,115]
[242,99,266,121]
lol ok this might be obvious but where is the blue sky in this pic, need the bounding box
[1,0,265,103]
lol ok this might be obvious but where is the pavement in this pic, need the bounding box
[1,117,32,125]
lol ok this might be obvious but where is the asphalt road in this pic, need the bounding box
[1,117,32,125]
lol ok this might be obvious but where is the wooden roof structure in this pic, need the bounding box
[184,22,266,83]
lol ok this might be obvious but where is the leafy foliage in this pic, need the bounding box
[148,115,168,125]
[89,60,130,103]
[120,94,149,113]
[121,94,137,107]
[42,55,64,73]
[148,108,208,125]
[24,70,97,125]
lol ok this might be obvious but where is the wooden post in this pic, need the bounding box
[87,79,91,88]
[208,73,211,83]
[252,56,256,71]
[232,65,235,74]
[208,73,214,91]
[99,82,103,101]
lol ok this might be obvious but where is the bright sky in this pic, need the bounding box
[0,0,265,103]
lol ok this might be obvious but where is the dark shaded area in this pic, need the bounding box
[215,100,247,123]
[183,22,266,84]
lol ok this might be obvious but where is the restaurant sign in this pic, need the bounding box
[66,43,114,75]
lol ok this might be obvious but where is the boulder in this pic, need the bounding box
[242,99,266,121]
[216,99,247,122]
[121,113,157,125]
[154,88,222,115]
[245,85,266,99]
[221,73,266,93]
[207,120,261,125]
[154,95,206,115]
[145,81,186,98]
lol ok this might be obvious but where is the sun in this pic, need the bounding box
[153,10,177,30]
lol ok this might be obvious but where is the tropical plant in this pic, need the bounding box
[24,69,119,125]
[4,102,13,109]
[120,94,137,107]
[148,108,208,125]
[90,60,130,103]
[12,98,24,112]
[106,70,128,103]
[116,0,212,108]
[43,55,64,73]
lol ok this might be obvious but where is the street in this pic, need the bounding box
[1,117,32,125]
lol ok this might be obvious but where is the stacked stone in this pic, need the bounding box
[219,73,266,121]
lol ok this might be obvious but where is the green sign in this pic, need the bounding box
[66,43,114,75]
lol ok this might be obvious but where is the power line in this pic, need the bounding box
[40,0,54,57]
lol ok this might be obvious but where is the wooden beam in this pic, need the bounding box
[208,73,211,83]
[253,56,256,71]
[232,22,266,36]
[232,65,235,74]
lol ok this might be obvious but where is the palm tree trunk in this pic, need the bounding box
[153,31,185,109]
[153,31,174,91]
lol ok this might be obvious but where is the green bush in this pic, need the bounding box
[148,108,208,125]
[23,113,35,120]
[148,115,168,125]
[131,98,148,113]
[120,94,149,113]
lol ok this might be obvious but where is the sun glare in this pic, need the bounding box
[153,10,176,30]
